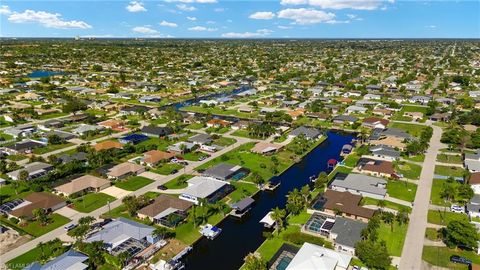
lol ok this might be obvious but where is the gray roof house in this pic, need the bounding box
[23,249,89,270]
[329,217,367,255]
[332,115,358,124]
[288,126,322,140]
[369,145,400,161]
[345,105,368,114]
[179,176,230,205]
[465,150,480,173]
[7,162,54,181]
[202,163,249,181]
[330,173,387,200]
[71,124,104,135]
[188,133,213,145]
[466,194,480,219]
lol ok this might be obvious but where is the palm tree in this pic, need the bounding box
[79,216,95,226]
[38,241,47,262]
[377,200,387,211]
[32,208,49,226]
[286,189,304,215]
[270,207,286,234]
[300,185,311,207]
[152,226,169,240]
[382,212,395,232]
[243,253,267,270]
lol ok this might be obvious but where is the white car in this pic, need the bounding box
[64,223,77,231]
[450,205,464,213]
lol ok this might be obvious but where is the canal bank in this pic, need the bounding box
[183,131,354,270]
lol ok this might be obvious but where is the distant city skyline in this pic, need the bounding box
[0,0,479,38]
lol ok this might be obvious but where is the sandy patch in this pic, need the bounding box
[0,229,31,255]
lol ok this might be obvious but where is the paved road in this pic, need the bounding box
[0,134,253,268]
[399,124,443,270]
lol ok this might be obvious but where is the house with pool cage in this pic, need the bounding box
[137,194,193,227]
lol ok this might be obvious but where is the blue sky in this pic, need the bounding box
[0,0,478,38]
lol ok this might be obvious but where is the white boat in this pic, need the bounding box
[199,224,222,240]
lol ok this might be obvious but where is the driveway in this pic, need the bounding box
[399,124,443,270]
[54,206,81,219]
[101,186,131,199]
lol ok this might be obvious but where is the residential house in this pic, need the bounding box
[179,176,231,205]
[97,119,125,131]
[404,111,423,121]
[188,134,213,145]
[2,140,46,155]
[469,173,480,195]
[167,142,195,155]
[8,192,66,219]
[285,242,352,270]
[429,112,451,122]
[137,194,193,227]
[54,175,110,197]
[358,160,397,178]
[465,150,480,172]
[361,118,389,129]
[369,145,400,161]
[72,124,104,136]
[107,162,145,180]
[141,150,175,167]
[345,105,367,115]
[23,250,89,270]
[288,126,321,140]
[119,134,149,144]
[139,95,161,103]
[119,105,149,116]
[466,195,480,219]
[322,190,375,222]
[329,217,367,256]
[141,126,173,138]
[202,163,249,181]
[8,162,53,181]
[57,152,88,164]
[94,140,123,152]
[206,119,230,128]
[332,115,358,125]
[251,142,283,155]
[329,173,387,200]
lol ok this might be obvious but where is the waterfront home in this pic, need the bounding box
[137,194,193,227]
[24,249,89,270]
[345,105,367,115]
[85,218,157,257]
[357,160,397,178]
[206,119,230,128]
[168,142,195,155]
[329,173,387,200]
[141,126,173,138]
[469,173,480,195]
[369,145,400,161]
[202,163,249,181]
[285,242,352,270]
[321,190,375,222]
[106,162,145,180]
[8,192,66,219]
[361,117,389,129]
[465,149,480,173]
[141,150,175,167]
[94,140,123,151]
[54,175,110,197]
[329,217,367,256]
[7,162,53,181]
[332,115,358,125]
[251,142,283,155]
[288,126,321,140]
[179,176,231,205]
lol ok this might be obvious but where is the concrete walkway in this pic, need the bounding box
[399,124,443,270]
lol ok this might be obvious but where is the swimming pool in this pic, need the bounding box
[231,171,247,181]
[275,256,292,270]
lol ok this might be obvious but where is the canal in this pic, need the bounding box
[184,131,354,270]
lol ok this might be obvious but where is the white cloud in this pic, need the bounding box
[249,11,275,20]
[165,0,217,3]
[159,20,178,27]
[278,25,292,29]
[188,26,217,31]
[8,10,92,29]
[277,8,335,24]
[281,0,393,10]
[222,29,273,38]
[132,26,158,34]
[346,14,362,20]
[214,8,226,12]
[425,25,436,30]
[0,5,11,15]
[176,4,196,11]
[187,16,197,21]
[126,1,147,12]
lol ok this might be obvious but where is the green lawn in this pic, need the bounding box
[181,151,209,161]
[401,105,428,114]
[389,122,427,137]
[32,143,74,155]
[360,197,411,213]
[6,154,28,161]
[288,211,312,225]
[72,193,116,213]
[402,154,425,162]
[256,225,301,261]
[205,126,230,134]
[231,129,258,139]
[151,163,183,175]
[7,244,68,270]
[427,210,469,225]
[343,153,360,167]
[423,246,480,269]
[395,161,422,180]
[425,228,440,241]
[213,137,236,147]
[387,180,417,202]
[175,212,225,245]
[227,182,259,203]
[186,123,205,130]
[114,176,154,191]
[0,183,33,202]
[437,154,463,164]
[163,174,194,189]
[378,221,408,256]
[0,213,70,237]
[434,165,466,178]
[430,179,451,207]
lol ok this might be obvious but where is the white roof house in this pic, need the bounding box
[286,243,352,270]
[179,176,229,205]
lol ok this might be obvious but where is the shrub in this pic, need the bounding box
[283,232,332,248]
[9,217,19,224]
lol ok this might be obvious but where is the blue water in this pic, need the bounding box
[184,131,354,270]
[27,70,65,78]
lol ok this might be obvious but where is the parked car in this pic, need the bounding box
[64,223,77,231]
[170,169,178,175]
[99,218,112,227]
[450,255,471,265]
[158,185,167,190]
[451,205,464,213]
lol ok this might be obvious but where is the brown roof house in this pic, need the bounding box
[361,118,389,129]
[137,194,193,227]
[141,150,175,167]
[9,192,66,219]
[322,190,375,222]
[94,140,123,152]
[358,160,397,178]
[107,162,145,180]
[54,175,110,197]
[251,142,283,155]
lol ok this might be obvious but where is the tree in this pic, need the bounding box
[32,208,49,225]
[18,170,29,181]
[396,209,409,226]
[79,216,95,226]
[270,207,286,234]
[300,185,311,207]
[286,189,304,215]
[152,226,170,240]
[381,212,395,232]
[355,240,392,270]
[47,134,63,145]
[377,200,386,211]
[243,253,267,270]
[443,219,479,250]
[68,224,90,243]
[314,171,328,189]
